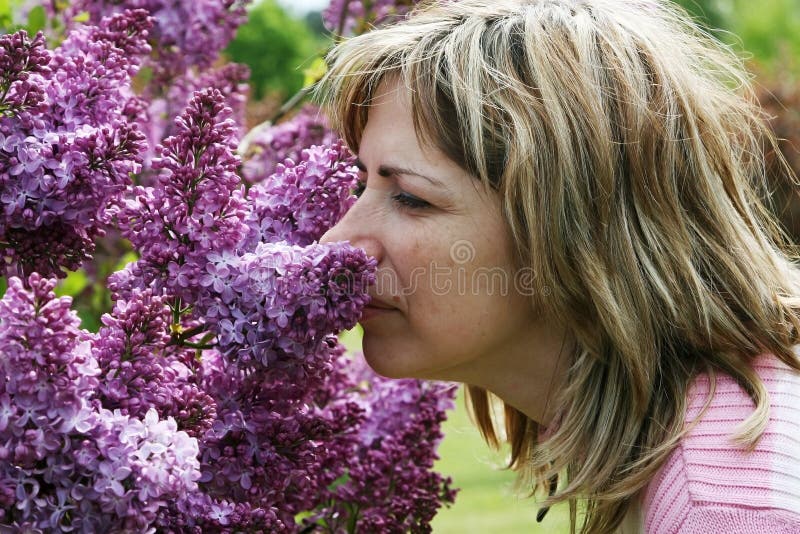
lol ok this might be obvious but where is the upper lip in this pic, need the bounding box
[366,295,397,309]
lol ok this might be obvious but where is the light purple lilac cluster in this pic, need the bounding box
[141,63,250,173]
[244,140,359,246]
[0,11,150,278]
[65,0,249,82]
[115,87,250,305]
[115,87,372,371]
[305,352,459,533]
[0,274,200,532]
[107,83,383,530]
[158,344,365,531]
[241,105,338,184]
[28,0,251,176]
[323,0,421,36]
[92,288,218,439]
[201,241,375,370]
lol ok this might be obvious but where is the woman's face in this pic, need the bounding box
[321,80,542,383]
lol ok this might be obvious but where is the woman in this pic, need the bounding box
[318,0,800,532]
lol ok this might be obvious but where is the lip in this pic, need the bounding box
[360,298,399,321]
[360,305,397,321]
[366,293,398,308]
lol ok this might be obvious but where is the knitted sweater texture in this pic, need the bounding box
[642,355,800,533]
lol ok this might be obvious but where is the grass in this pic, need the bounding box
[431,387,570,533]
[337,328,570,533]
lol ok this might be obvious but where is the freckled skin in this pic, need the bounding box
[321,81,568,422]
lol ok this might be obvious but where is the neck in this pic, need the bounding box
[447,320,573,426]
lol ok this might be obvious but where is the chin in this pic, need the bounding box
[362,338,418,379]
[362,349,406,379]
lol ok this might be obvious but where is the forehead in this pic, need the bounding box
[360,81,425,156]
[361,79,457,167]
[360,81,498,205]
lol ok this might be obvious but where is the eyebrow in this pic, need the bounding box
[354,158,445,188]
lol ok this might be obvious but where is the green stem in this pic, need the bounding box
[176,324,208,341]
[181,341,216,350]
[269,84,314,124]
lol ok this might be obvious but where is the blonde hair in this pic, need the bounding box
[317,0,800,531]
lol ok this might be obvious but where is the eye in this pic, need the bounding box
[392,192,431,210]
[352,180,366,198]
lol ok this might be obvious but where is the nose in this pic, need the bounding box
[319,201,384,263]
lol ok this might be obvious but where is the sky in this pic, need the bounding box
[276,0,329,15]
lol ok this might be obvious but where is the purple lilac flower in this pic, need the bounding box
[176,341,364,530]
[91,289,218,438]
[64,0,249,82]
[29,0,250,177]
[0,31,49,118]
[307,353,459,533]
[0,12,151,278]
[116,88,372,374]
[116,87,250,301]
[156,491,286,532]
[0,275,200,531]
[140,63,251,177]
[323,0,421,36]
[241,105,338,184]
[199,241,376,370]
[111,83,384,530]
[243,140,359,247]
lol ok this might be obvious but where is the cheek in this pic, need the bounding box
[407,259,509,343]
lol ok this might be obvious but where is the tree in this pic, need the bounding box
[225,0,318,100]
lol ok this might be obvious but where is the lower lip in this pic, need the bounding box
[360,305,397,321]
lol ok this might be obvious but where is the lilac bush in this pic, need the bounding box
[307,354,459,533]
[241,105,338,184]
[62,0,249,82]
[0,1,457,531]
[141,63,250,171]
[0,274,200,531]
[36,0,252,176]
[0,10,150,279]
[243,140,359,246]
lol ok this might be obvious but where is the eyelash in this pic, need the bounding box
[352,180,431,210]
[392,192,430,209]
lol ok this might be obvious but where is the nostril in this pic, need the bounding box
[319,211,383,264]
[352,237,383,264]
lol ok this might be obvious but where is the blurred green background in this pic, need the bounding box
[248,1,800,532]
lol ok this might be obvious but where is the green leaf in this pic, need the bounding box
[0,0,16,31]
[72,10,90,23]
[26,5,46,35]
[303,56,328,88]
[76,306,102,332]
[133,65,154,90]
[326,472,351,492]
[0,0,11,23]
[338,324,363,353]
[55,270,89,297]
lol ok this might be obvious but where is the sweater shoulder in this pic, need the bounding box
[643,355,800,534]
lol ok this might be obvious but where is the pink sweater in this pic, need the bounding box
[642,355,800,533]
